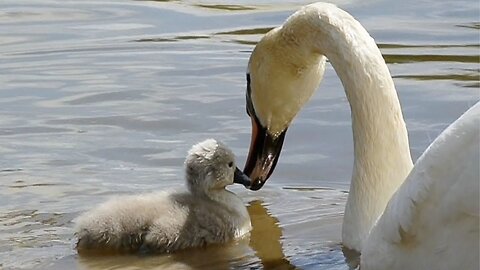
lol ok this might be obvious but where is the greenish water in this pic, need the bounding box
[0,0,478,269]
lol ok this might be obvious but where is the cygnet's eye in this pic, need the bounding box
[228,161,234,168]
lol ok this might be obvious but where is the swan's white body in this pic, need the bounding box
[246,2,479,269]
[75,139,251,254]
[362,102,479,269]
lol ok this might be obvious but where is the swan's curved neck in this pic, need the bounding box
[283,3,414,251]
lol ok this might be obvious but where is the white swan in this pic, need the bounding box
[241,2,479,269]
[75,138,252,254]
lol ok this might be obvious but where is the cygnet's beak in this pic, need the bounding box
[234,167,252,187]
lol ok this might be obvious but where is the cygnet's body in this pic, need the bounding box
[75,139,252,254]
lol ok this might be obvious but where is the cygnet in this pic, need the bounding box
[75,138,252,254]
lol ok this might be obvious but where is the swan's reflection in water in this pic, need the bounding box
[247,200,296,269]
[73,200,295,269]
[342,246,361,269]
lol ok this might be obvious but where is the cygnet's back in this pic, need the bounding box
[75,139,252,254]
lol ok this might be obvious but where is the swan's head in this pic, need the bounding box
[243,17,327,190]
[185,139,252,194]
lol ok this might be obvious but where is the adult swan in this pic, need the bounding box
[241,2,479,269]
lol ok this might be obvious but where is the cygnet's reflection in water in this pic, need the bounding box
[74,200,295,270]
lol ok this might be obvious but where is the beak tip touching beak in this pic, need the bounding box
[233,167,266,190]
[234,167,252,187]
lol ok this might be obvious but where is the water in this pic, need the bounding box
[0,0,478,269]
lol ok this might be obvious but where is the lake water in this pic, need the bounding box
[0,0,478,269]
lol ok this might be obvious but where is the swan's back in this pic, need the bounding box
[362,102,480,269]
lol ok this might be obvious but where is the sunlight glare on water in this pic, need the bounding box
[0,0,478,269]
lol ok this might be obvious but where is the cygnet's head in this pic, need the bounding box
[185,139,251,194]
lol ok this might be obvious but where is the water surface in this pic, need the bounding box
[0,0,478,269]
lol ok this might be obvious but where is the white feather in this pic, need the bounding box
[248,2,479,269]
[362,104,479,270]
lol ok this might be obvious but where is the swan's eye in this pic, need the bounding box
[228,161,234,168]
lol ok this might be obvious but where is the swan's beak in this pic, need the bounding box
[234,167,252,187]
[243,115,286,190]
[243,79,287,190]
